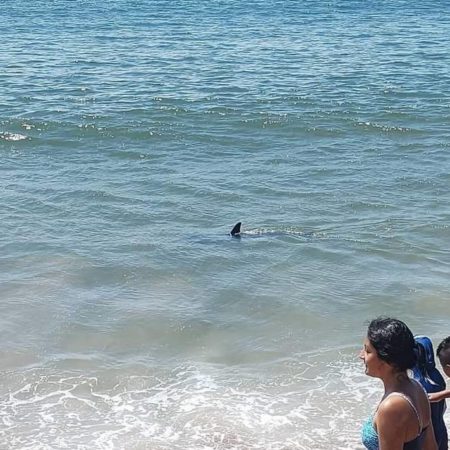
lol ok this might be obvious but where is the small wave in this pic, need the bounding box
[242,227,325,239]
[109,149,152,161]
[242,114,290,129]
[354,121,414,134]
[0,132,28,141]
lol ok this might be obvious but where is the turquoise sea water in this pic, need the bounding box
[1,1,450,448]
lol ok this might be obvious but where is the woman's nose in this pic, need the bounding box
[358,349,364,360]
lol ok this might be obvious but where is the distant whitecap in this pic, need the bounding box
[0,132,28,141]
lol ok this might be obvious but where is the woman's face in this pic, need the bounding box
[359,337,385,377]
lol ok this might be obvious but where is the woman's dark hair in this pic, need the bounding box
[367,317,417,372]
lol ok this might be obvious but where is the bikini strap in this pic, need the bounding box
[387,392,423,435]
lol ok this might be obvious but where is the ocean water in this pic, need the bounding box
[1,0,450,448]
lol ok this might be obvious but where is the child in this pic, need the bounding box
[429,336,450,403]
[413,336,448,450]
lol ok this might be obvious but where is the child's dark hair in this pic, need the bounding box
[436,336,450,359]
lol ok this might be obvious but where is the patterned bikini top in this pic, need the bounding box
[361,391,427,450]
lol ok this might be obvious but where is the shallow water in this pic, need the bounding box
[1,0,450,448]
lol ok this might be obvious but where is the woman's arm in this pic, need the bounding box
[376,397,409,450]
[422,423,438,450]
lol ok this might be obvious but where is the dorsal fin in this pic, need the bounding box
[230,222,241,236]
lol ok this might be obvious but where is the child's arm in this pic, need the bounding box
[428,390,450,402]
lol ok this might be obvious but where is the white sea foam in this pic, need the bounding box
[0,132,28,141]
[0,353,385,449]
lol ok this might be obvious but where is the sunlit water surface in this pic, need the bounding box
[1,1,450,448]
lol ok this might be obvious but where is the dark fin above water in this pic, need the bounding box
[230,222,241,236]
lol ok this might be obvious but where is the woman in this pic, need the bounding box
[360,317,437,450]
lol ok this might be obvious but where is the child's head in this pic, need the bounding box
[436,336,450,377]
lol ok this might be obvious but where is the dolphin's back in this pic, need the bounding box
[230,222,241,236]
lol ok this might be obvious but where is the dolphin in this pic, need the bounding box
[229,222,318,239]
